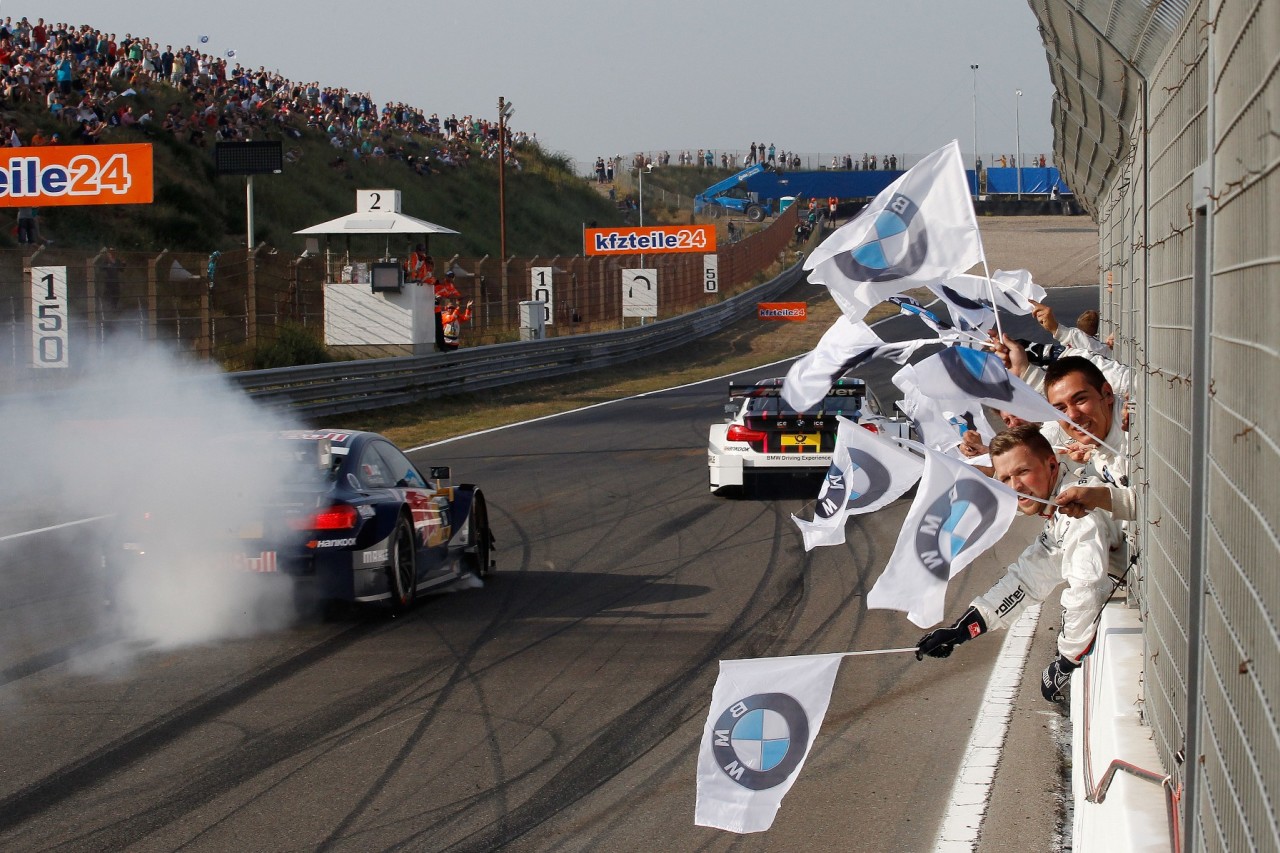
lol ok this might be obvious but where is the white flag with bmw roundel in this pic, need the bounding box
[695,653,844,833]
[804,140,983,324]
[910,346,1068,427]
[866,446,1019,627]
[780,315,930,412]
[926,269,1048,331]
[791,417,925,550]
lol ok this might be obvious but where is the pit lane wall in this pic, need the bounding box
[1030,0,1280,849]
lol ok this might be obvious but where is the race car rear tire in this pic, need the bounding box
[463,491,493,577]
[388,515,417,612]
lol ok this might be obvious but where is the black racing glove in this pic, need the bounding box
[1041,655,1079,702]
[916,607,987,660]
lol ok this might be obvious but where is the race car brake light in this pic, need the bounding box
[293,504,359,530]
[726,424,767,443]
[861,423,880,433]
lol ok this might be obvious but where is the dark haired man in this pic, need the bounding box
[915,424,1120,702]
[1042,356,1134,522]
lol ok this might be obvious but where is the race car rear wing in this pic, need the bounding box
[725,377,867,419]
[726,377,866,399]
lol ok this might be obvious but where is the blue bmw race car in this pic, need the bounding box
[108,429,494,612]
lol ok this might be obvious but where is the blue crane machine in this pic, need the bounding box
[692,163,773,222]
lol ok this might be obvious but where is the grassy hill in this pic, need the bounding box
[11,87,625,256]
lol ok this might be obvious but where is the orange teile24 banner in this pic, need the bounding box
[584,224,716,256]
[758,302,808,321]
[0,143,154,207]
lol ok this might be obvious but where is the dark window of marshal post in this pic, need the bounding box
[215,141,283,248]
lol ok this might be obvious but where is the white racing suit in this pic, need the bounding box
[971,469,1122,662]
[1079,416,1134,521]
[1052,324,1110,357]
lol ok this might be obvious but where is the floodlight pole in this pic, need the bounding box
[1015,89,1023,200]
[970,64,980,199]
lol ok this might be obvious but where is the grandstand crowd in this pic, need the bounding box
[595,148,908,182]
[0,16,534,170]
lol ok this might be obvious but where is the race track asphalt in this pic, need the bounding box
[0,287,1095,852]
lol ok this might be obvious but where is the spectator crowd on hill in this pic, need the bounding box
[596,147,903,177]
[0,16,536,172]
[595,146,1054,180]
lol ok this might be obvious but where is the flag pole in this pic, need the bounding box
[980,255,1007,342]
[721,648,924,664]
[1059,417,1124,458]
[1013,490,1056,507]
[953,327,999,347]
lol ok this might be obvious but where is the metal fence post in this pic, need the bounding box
[247,246,260,352]
[147,250,164,341]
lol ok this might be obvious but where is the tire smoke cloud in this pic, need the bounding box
[1,343,311,672]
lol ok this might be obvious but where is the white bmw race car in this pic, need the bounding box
[708,376,912,494]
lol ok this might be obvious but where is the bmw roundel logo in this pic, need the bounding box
[815,449,892,518]
[939,347,1014,402]
[832,193,928,282]
[711,693,810,790]
[915,480,1001,580]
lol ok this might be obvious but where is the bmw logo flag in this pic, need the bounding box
[695,653,845,833]
[792,417,925,551]
[866,446,1018,628]
[802,140,983,325]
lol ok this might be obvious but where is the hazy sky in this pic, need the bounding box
[16,0,1057,169]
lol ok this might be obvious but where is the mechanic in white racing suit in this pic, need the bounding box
[992,337,1135,523]
[915,424,1121,701]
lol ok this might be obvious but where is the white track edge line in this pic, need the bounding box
[931,602,1045,852]
[405,354,801,452]
[0,514,113,544]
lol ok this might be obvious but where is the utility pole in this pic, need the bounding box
[1016,89,1023,199]
[970,64,980,199]
[498,96,511,264]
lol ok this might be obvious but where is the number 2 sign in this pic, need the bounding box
[31,266,68,368]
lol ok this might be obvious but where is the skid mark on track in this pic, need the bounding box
[293,504,794,850]
[49,669,431,852]
[315,502,537,850]
[0,620,384,839]
[0,635,116,688]
[414,509,810,852]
